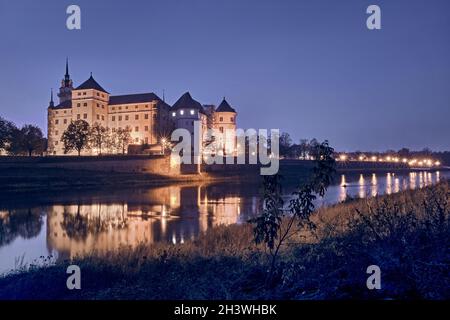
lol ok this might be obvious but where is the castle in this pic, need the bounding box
[47,60,237,155]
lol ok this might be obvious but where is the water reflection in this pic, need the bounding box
[0,170,447,274]
[44,184,257,260]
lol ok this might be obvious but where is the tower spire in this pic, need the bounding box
[49,88,54,107]
[65,57,70,80]
[59,58,73,103]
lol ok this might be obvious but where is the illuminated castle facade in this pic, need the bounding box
[47,60,237,155]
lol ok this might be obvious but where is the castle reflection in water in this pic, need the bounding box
[45,184,260,260]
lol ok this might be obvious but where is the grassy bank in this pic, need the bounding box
[0,166,262,194]
[0,182,448,300]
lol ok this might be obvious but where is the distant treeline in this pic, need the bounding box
[278,132,450,166]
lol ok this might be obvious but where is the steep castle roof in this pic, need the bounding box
[75,75,109,93]
[172,92,205,114]
[216,98,236,113]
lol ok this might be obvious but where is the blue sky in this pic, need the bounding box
[0,0,449,151]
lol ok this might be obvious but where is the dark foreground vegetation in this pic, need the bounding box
[0,182,448,300]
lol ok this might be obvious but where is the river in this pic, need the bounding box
[0,170,447,275]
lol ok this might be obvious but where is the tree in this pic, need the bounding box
[115,127,132,154]
[20,125,45,156]
[89,123,108,155]
[251,140,336,286]
[299,139,309,159]
[279,132,292,158]
[5,124,45,156]
[61,120,90,156]
[0,117,16,151]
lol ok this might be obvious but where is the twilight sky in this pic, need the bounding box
[0,0,449,151]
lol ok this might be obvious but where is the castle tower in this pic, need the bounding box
[214,98,237,155]
[58,58,74,103]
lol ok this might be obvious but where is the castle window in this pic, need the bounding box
[77,114,80,120]
[78,93,81,96]
[119,107,122,110]
[119,116,122,121]
[135,138,139,143]
[55,119,59,125]
[112,116,115,121]
[112,107,115,111]
[97,114,100,120]
[180,110,184,115]
[77,103,80,107]
[55,130,59,135]
[97,93,99,96]
[220,117,223,122]
[172,112,176,117]
[230,117,234,122]
[145,105,149,108]
[135,105,138,109]
[144,137,148,144]
[190,110,195,115]
[153,114,157,119]
[126,106,128,110]
[55,111,59,114]
[83,103,87,107]
[145,114,149,119]
[97,103,100,108]
[64,119,67,124]
[83,92,86,96]
[145,126,149,131]
[125,115,129,121]
[102,115,105,121]
[135,126,139,132]
[84,113,87,119]
[220,127,224,133]
[135,114,139,120]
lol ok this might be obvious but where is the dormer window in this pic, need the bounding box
[180,110,184,115]
[190,110,195,115]
[172,112,176,117]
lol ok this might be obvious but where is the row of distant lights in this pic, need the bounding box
[172,109,196,117]
[338,154,441,167]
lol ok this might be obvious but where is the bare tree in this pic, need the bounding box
[89,123,108,155]
[115,127,132,155]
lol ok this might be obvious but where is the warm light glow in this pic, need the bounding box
[339,154,347,161]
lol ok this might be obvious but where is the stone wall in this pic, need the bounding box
[0,155,180,175]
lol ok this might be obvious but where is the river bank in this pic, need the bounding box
[0,182,448,300]
[1,156,445,194]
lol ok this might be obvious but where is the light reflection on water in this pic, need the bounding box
[0,170,447,274]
